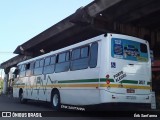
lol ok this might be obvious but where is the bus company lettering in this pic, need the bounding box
[114,71,126,82]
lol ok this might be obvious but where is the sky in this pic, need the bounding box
[0,0,93,77]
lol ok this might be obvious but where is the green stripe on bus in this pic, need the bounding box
[147,82,151,85]
[100,78,114,82]
[58,79,99,83]
[120,80,138,84]
[100,78,138,84]
[58,78,139,84]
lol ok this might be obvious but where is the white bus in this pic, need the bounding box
[13,33,152,110]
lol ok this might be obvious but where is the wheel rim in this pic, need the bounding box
[53,94,58,107]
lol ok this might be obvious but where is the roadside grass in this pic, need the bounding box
[0,80,3,95]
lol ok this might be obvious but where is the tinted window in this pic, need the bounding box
[81,46,89,58]
[55,51,70,73]
[71,58,88,70]
[40,59,44,67]
[26,63,30,70]
[30,62,35,69]
[45,57,50,66]
[35,61,39,68]
[55,62,69,73]
[18,65,21,71]
[140,43,147,53]
[58,53,66,63]
[43,56,55,74]
[25,62,33,77]
[71,46,89,71]
[34,59,44,75]
[66,52,70,61]
[72,48,80,60]
[43,65,55,74]
[90,42,98,68]
[21,65,25,71]
[50,56,56,64]
[19,64,25,77]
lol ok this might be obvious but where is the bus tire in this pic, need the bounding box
[51,90,61,111]
[19,90,27,104]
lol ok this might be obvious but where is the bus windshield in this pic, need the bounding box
[111,38,148,62]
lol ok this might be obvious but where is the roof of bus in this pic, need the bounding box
[109,33,149,44]
[18,33,149,66]
[17,34,105,65]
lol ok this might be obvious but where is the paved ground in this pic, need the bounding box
[0,94,52,111]
[0,93,159,120]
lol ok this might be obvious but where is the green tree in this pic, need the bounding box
[0,80,3,94]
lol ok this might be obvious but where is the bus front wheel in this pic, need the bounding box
[51,90,61,111]
[19,90,27,104]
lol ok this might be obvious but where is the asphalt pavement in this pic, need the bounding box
[0,93,159,120]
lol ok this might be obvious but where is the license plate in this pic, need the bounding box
[126,96,136,100]
[127,88,135,93]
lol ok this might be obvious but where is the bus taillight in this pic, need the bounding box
[106,74,109,78]
[106,74,110,84]
[106,80,110,84]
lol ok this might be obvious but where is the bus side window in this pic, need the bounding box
[25,63,31,77]
[40,59,44,67]
[25,62,35,76]
[19,64,26,77]
[43,56,55,74]
[17,65,21,76]
[45,57,50,66]
[34,59,44,75]
[89,42,98,68]
[71,46,89,71]
[72,48,80,60]
[50,56,56,64]
[18,65,22,71]
[30,62,35,75]
[13,65,21,78]
[55,51,70,73]
[66,52,70,61]
[81,46,89,58]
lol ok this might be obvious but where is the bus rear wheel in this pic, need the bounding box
[51,90,61,111]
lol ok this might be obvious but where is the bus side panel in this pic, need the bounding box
[25,76,37,100]
[51,41,102,105]
[23,77,29,99]
[13,87,19,98]
[36,74,47,101]
[98,35,111,103]
[13,78,19,98]
[58,68,100,105]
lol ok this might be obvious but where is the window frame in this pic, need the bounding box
[35,60,40,68]
[43,55,56,74]
[57,51,70,63]
[55,51,70,73]
[44,57,51,66]
[81,46,89,59]
[89,42,98,68]
[50,55,56,65]
[71,45,90,60]
[70,45,90,71]
[33,59,44,75]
